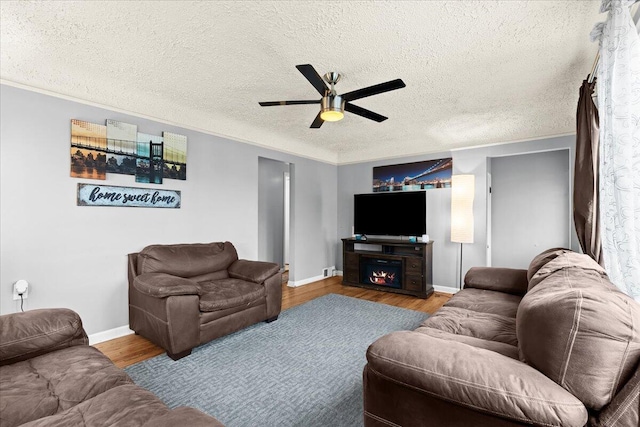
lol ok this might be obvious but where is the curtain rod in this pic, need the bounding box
[588,2,640,83]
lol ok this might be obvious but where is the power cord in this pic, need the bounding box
[19,294,24,312]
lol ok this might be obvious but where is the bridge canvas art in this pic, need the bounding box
[136,133,164,184]
[162,132,187,180]
[106,120,137,175]
[70,119,107,180]
[70,119,188,184]
[373,158,453,192]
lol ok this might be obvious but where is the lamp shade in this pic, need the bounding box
[451,174,475,244]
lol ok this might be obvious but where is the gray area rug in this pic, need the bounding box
[125,293,427,427]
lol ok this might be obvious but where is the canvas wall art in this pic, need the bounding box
[70,119,107,180]
[136,133,164,184]
[373,158,453,192]
[106,120,137,175]
[162,132,187,180]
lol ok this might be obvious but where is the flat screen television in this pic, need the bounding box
[354,191,426,237]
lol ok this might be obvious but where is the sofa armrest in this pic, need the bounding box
[0,308,88,366]
[133,273,200,298]
[595,361,640,427]
[464,267,528,296]
[366,331,588,427]
[228,259,280,284]
[144,407,225,427]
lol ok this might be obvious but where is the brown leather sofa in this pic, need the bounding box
[128,241,282,360]
[0,308,223,427]
[364,248,640,427]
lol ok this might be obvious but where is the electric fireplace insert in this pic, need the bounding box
[361,257,402,289]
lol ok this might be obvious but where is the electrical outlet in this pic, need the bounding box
[13,280,29,301]
[322,267,336,277]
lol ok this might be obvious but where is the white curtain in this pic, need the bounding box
[591,0,640,300]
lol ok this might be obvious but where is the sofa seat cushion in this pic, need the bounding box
[445,288,522,318]
[19,384,169,427]
[422,306,518,347]
[0,346,131,427]
[197,278,265,312]
[414,327,520,359]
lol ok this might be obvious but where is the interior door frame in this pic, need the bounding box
[486,148,572,267]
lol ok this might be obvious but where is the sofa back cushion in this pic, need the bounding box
[517,253,640,410]
[138,242,238,278]
[526,247,572,285]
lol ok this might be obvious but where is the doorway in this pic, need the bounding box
[258,157,291,273]
[489,149,570,268]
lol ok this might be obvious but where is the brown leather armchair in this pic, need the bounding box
[128,242,282,360]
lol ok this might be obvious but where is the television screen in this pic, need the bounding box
[354,191,426,236]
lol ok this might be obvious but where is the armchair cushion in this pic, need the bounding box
[197,278,265,312]
[0,308,87,366]
[228,259,280,284]
[133,273,200,298]
[464,267,528,296]
[137,242,238,277]
[367,331,588,427]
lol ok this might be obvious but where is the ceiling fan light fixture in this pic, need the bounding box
[320,110,344,122]
[320,95,344,122]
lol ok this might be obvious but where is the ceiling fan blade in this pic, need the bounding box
[341,79,406,102]
[296,64,329,96]
[345,103,388,122]
[259,100,320,106]
[310,112,324,128]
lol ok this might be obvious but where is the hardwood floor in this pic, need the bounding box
[95,276,451,368]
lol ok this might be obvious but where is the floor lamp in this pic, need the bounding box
[451,175,475,291]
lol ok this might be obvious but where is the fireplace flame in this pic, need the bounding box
[369,270,396,285]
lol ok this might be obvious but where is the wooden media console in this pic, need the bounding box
[341,238,434,298]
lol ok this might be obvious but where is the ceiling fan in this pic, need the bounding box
[259,64,406,128]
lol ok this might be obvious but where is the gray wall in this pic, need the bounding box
[0,85,337,334]
[258,157,289,267]
[337,135,580,288]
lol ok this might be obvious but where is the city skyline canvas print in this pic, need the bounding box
[106,120,137,175]
[373,158,453,192]
[70,119,107,180]
[136,133,164,184]
[162,132,187,180]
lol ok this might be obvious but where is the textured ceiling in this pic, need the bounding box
[0,1,601,164]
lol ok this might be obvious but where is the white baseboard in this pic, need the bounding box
[287,274,325,287]
[433,285,460,294]
[88,325,134,345]
[334,270,344,276]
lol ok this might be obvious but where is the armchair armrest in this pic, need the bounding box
[133,273,200,298]
[0,308,88,366]
[367,331,587,427]
[464,267,528,296]
[228,259,280,284]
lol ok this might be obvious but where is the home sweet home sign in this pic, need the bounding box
[77,184,181,208]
